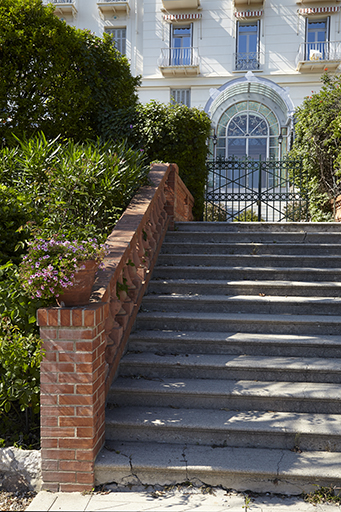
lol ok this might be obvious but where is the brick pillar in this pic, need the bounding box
[37,302,107,492]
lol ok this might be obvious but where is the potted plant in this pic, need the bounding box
[20,235,108,307]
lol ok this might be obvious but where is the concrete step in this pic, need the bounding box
[160,241,341,256]
[152,265,341,282]
[119,352,341,383]
[165,231,341,244]
[136,311,341,336]
[156,253,341,269]
[128,330,341,358]
[108,377,341,414]
[147,279,341,297]
[105,405,341,452]
[141,294,341,316]
[173,221,341,233]
[95,441,341,495]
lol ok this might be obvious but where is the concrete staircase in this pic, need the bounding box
[95,222,341,494]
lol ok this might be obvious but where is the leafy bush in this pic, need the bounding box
[290,73,341,220]
[0,135,149,240]
[101,101,211,220]
[233,209,263,222]
[0,185,36,265]
[0,318,43,448]
[0,0,140,144]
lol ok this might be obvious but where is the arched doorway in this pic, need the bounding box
[204,74,307,222]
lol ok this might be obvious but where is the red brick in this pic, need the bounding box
[59,483,93,492]
[76,427,95,438]
[40,373,58,383]
[43,362,75,373]
[59,328,94,340]
[59,461,93,472]
[76,450,94,461]
[37,308,48,326]
[76,472,95,484]
[75,341,95,352]
[71,309,83,327]
[41,417,58,427]
[59,438,94,449]
[59,373,92,384]
[40,328,58,340]
[41,449,76,460]
[42,427,75,438]
[84,310,95,327]
[60,309,71,326]
[42,482,59,492]
[59,395,93,406]
[76,384,94,395]
[54,406,76,416]
[42,459,58,471]
[44,471,76,483]
[59,417,93,427]
[42,351,57,362]
[40,438,58,449]
[40,395,58,405]
[43,384,75,394]
[75,363,93,374]
[76,406,93,417]
[48,309,59,326]
[72,353,94,363]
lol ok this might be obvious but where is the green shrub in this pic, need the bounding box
[101,101,211,220]
[0,318,43,448]
[233,208,263,222]
[0,135,149,240]
[0,185,36,265]
[0,0,140,144]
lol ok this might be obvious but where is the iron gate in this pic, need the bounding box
[204,157,309,222]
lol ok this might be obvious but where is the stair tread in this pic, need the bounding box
[110,376,341,400]
[121,352,341,373]
[137,310,341,323]
[96,441,341,480]
[143,294,341,305]
[129,330,341,346]
[149,279,341,288]
[155,264,341,273]
[106,405,341,436]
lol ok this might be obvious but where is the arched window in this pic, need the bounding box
[214,100,283,160]
[227,112,269,160]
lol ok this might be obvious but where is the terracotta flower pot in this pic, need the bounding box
[57,260,98,307]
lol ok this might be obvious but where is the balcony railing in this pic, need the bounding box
[158,47,200,76]
[45,0,77,17]
[234,51,263,71]
[97,0,130,15]
[296,41,341,71]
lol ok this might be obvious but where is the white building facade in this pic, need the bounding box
[46,0,341,158]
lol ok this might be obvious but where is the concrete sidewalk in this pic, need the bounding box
[26,485,341,511]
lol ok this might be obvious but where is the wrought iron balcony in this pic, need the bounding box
[158,47,200,76]
[97,0,130,16]
[296,41,341,72]
[234,51,263,71]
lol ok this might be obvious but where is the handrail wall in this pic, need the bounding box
[37,163,194,492]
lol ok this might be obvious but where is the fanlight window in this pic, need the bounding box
[227,113,269,160]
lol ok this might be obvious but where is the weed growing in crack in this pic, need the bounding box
[304,485,341,505]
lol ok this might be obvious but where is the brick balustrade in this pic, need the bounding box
[37,163,194,491]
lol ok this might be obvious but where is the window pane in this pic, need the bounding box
[105,27,126,54]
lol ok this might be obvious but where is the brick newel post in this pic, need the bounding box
[38,303,107,492]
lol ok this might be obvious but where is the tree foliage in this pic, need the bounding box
[290,73,341,220]
[0,0,140,144]
[101,101,211,219]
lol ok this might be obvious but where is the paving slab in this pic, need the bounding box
[26,487,341,511]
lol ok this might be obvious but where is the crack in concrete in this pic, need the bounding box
[182,445,189,481]
[128,455,144,486]
[276,450,285,476]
